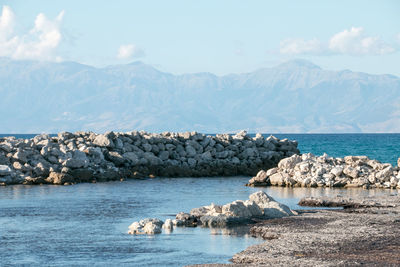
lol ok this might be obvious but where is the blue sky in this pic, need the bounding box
[1,0,399,75]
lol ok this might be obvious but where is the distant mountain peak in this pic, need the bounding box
[277,59,322,70]
[127,60,146,66]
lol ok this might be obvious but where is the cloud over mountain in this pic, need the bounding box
[280,27,395,56]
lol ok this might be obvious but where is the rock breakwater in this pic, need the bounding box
[0,131,299,185]
[247,153,400,189]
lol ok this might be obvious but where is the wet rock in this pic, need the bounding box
[46,172,74,185]
[162,219,173,230]
[128,218,163,235]
[69,168,93,182]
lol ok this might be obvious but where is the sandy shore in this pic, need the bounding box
[191,192,400,266]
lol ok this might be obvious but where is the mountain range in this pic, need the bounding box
[0,58,399,133]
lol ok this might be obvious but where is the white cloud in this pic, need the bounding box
[117,44,144,59]
[329,27,394,55]
[280,27,395,56]
[0,5,64,61]
[0,5,15,40]
[280,38,324,55]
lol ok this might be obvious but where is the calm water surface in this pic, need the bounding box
[1,177,397,266]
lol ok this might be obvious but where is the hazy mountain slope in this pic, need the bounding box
[0,58,399,133]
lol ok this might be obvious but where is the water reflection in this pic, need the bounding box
[209,225,253,238]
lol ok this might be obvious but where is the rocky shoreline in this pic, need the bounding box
[229,193,400,266]
[248,153,400,189]
[0,131,299,186]
[189,193,400,266]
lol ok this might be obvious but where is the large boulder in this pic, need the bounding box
[222,200,253,218]
[249,191,296,218]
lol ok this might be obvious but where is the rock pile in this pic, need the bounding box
[128,191,295,235]
[172,191,296,227]
[0,131,299,186]
[247,153,400,189]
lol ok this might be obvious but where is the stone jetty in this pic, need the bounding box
[0,130,299,186]
[247,153,400,189]
[128,191,295,235]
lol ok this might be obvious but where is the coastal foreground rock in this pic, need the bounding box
[0,131,299,186]
[187,194,400,266]
[128,191,295,234]
[248,153,400,189]
[228,194,400,266]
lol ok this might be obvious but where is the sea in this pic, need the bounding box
[0,133,399,266]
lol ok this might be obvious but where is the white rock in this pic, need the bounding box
[143,222,162,234]
[249,191,295,217]
[222,200,253,218]
[330,166,343,177]
[128,218,163,235]
[93,134,114,147]
[269,173,286,186]
[266,167,278,176]
[162,219,173,230]
[278,154,302,169]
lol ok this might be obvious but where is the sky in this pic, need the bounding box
[0,0,399,76]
